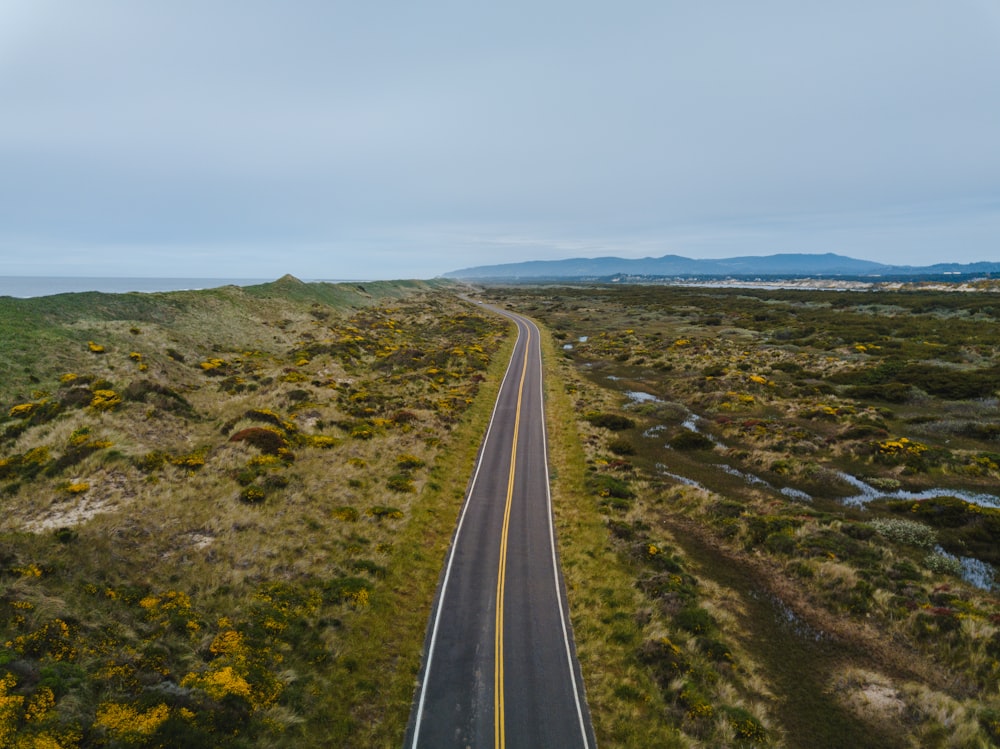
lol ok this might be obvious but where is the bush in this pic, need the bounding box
[239,486,266,504]
[669,431,715,451]
[846,383,912,403]
[123,380,193,414]
[869,518,937,548]
[585,413,635,431]
[229,427,286,455]
[386,474,415,493]
[674,606,714,635]
[591,474,634,499]
[396,454,425,470]
[608,438,635,456]
[638,637,688,689]
[923,552,961,576]
[721,706,767,744]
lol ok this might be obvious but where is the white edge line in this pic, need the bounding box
[409,309,523,749]
[531,317,592,749]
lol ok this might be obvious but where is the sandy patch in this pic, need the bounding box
[25,494,118,532]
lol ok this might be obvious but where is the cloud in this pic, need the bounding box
[1,1,998,276]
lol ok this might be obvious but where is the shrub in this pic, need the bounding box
[135,451,168,472]
[350,423,374,440]
[669,431,715,451]
[333,506,359,522]
[869,518,937,548]
[591,474,634,499]
[721,706,767,743]
[239,486,266,504]
[366,506,403,520]
[608,438,635,456]
[638,637,688,688]
[585,413,635,431]
[123,380,192,414]
[90,389,122,411]
[386,474,415,493]
[923,552,961,576]
[396,454,426,470]
[53,527,78,544]
[846,383,912,403]
[679,681,715,720]
[170,452,206,470]
[325,576,371,606]
[674,606,714,635]
[696,637,733,663]
[229,427,286,455]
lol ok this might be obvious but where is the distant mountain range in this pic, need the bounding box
[443,253,1000,280]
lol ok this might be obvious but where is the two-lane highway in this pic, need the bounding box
[405,309,595,748]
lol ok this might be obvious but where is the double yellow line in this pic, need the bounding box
[494,326,531,749]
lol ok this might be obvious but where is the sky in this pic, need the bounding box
[1,1,999,280]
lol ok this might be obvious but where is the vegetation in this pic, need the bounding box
[491,283,1000,748]
[6,275,1000,747]
[0,278,510,747]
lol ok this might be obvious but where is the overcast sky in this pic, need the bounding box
[2,1,998,279]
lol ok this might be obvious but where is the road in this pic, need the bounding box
[405,308,596,749]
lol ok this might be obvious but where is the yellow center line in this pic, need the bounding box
[495,325,531,749]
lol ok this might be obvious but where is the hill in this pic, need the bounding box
[444,252,1000,280]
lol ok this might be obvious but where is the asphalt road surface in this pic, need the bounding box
[405,308,596,749]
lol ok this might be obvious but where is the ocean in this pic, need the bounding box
[0,277,275,299]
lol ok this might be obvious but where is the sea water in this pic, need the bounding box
[0,277,275,298]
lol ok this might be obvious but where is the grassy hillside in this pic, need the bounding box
[0,277,512,748]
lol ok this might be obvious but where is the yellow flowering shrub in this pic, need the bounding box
[87,341,105,354]
[89,389,121,411]
[170,452,206,470]
[209,627,248,662]
[0,674,25,747]
[8,619,77,661]
[182,666,253,702]
[63,482,89,495]
[8,402,37,418]
[199,357,227,371]
[307,435,338,449]
[94,702,170,739]
[24,687,55,723]
[139,591,200,636]
[14,563,43,578]
[877,437,927,456]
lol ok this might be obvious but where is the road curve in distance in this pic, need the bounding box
[405,307,596,749]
